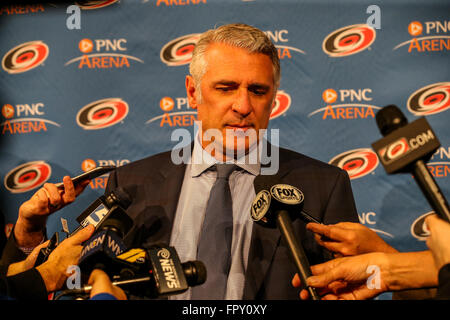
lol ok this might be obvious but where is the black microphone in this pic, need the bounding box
[250,182,320,300]
[59,245,207,299]
[77,188,134,276]
[372,105,450,222]
[71,187,133,235]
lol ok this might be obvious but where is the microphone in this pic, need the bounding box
[77,188,134,276]
[71,187,133,235]
[250,183,320,300]
[372,105,450,222]
[59,245,207,299]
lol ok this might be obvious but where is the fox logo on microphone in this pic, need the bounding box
[251,190,271,223]
[270,184,304,204]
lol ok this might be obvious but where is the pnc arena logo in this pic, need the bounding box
[427,146,450,179]
[0,4,45,16]
[358,211,394,239]
[160,33,201,66]
[270,90,291,119]
[2,41,49,74]
[308,88,381,119]
[323,24,376,57]
[4,161,52,193]
[329,148,379,180]
[76,98,129,130]
[394,20,450,52]
[65,38,144,69]
[1,102,60,135]
[81,159,129,189]
[407,82,450,116]
[75,0,119,9]
[265,30,306,59]
[146,96,196,127]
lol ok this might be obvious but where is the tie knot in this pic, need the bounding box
[216,164,236,180]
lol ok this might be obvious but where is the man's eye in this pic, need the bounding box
[250,88,267,95]
[216,87,233,92]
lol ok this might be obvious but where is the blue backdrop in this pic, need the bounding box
[1,0,449,300]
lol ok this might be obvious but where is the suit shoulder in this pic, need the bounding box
[115,150,173,174]
[278,147,346,176]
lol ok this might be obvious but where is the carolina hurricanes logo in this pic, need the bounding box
[378,138,409,165]
[323,24,376,57]
[329,148,379,179]
[411,211,434,240]
[2,41,49,74]
[75,0,119,9]
[270,90,291,119]
[4,161,52,193]
[76,98,128,130]
[407,82,450,116]
[160,34,201,66]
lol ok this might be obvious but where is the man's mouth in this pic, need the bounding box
[224,124,254,131]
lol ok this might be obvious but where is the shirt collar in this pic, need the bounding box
[191,131,260,177]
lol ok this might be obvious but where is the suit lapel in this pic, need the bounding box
[157,162,186,244]
[139,145,191,246]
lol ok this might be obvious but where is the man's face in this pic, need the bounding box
[186,43,276,157]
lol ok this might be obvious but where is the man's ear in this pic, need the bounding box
[186,75,198,109]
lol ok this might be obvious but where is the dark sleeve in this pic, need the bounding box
[436,263,450,299]
[0,268,48,300]
[322,169,359,225]
[0,226,27,267]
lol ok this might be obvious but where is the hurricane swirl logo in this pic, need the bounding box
[160,34,201,66]
[76,98,128,130]
[407,82,450,116]
[2,41,49,74]
[4,161,51,193]
[75,0,119,9]
[323,24,376,57]
[329,148,379,180]
[270,90,291,119]
[411,211,434,241]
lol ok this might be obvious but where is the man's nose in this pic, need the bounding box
[231,88,252,117]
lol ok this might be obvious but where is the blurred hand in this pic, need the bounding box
[88,269,127,300]
[36,225,95,292]
[292,252,389,300]
[15,176,90,247]
[425,214,450,270]
[307,222,397,257]
[6,240,49,276]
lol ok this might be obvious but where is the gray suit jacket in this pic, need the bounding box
[105,145,359,299]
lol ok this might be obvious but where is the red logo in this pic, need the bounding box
[323,24,376,57]
[75,0,119,9]
[378,138,410,164]
[329,148,379,180]
[76,98,129,130]
[270,90,291,119]
[4,161,52,193]
[160,34,201,66]
[2,41,49,74]
[407,82,450,116]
